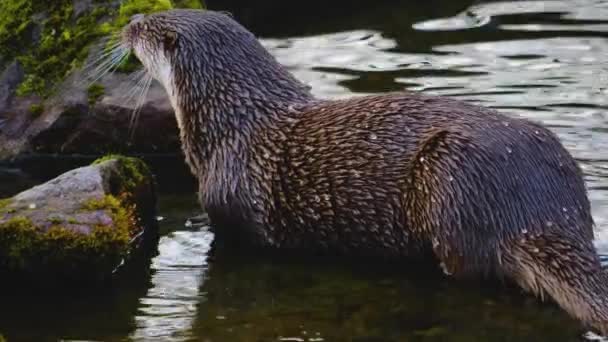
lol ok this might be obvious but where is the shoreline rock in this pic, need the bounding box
[0,0,204,161]
[0,155,157,282]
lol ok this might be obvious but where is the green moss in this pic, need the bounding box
[3,0,205,98]
[81,194,139,240]
[48,216,63,225]
[172,0,204,9]
[0,0,34,62]
[82,194,122,211]
[13,0,112,97]
[0,198,16,215]
[29,103,44,117]
[115,0,173,28]
[92,154,150,196]
[87,83,105,105]
[0,199,11,210]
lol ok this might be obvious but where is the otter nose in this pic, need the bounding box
[130,14,145,24]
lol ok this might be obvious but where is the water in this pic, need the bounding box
[2,0,608,340]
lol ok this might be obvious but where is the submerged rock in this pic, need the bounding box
[0,155,157,281]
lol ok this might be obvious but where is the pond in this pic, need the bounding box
[2,0,608,340]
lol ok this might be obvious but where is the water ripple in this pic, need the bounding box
[130,230,213,342]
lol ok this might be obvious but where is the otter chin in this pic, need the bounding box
[122,9,608,334]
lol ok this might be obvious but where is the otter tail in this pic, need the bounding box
[502,231,608,335]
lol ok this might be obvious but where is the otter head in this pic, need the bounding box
[121,9,311,122]
[122,12,179,100]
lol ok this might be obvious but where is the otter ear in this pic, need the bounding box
[164,31,178,49]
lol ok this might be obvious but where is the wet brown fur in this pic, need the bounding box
[124,9,608,335]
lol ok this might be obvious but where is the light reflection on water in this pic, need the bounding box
[130,230,213,341]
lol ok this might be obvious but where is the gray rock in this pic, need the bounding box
[73,0,94,18]
[0,61,24,115]
[0,72,180,159]
[0,155,157,281]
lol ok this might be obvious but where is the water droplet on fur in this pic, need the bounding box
[369,133,377,140]
[562,207,568,213]
[506,147,512,154]
[449,176,454,182]
[503,121,510,127]
[546,221,554,227]
[253,200,258,205]
[424,165,430,171]
[419,157,425,163]
[521,229,528,234]
[532,247,540,253]
[439,262,452,276]
[535,130,540,135]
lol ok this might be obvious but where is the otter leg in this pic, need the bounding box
[501,231,608,334]
[405,128,608,333]
[405,129,491,276]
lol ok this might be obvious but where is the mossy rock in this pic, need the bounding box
[0,0,205,98]
[0,155,157,282]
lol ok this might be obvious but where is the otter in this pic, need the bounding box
[121,9,608,334]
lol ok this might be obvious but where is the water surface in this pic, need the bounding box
[2,0,608,341]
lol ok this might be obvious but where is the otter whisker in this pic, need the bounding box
[76,39,130,87]
[118,69,149,106]
[80,38,126,71]
[118,69,152,127]
[81,48,130,87]
[91,48,129,75]
[81,44,125,72]
[128,73,153,140]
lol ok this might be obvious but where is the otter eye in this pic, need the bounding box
[164,31,178,48]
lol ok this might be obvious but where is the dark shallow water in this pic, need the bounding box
[3,0,608,341]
